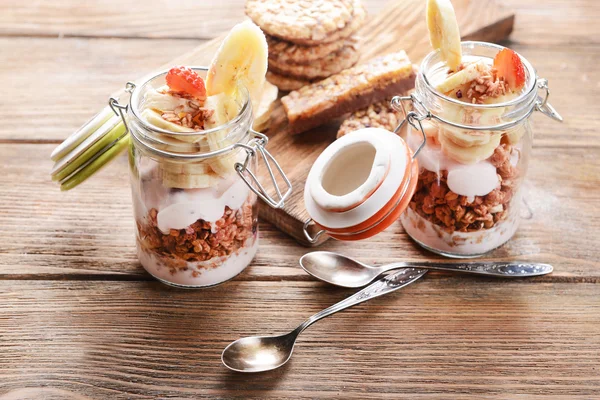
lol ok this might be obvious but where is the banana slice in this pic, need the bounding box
[206,20,268,113]
[161,168,221,189]
[202,93,243,177]
[421,120,439,139]
[253,81,278,132]
[441,127,494,147]
[505,126,526,145]
[439,128,501,164]
[160,160,211,174]
[141,109,195,134]
[435,61,487,94]
[143,87,197,115]
[427,0,462,71]
[201,20,268,178]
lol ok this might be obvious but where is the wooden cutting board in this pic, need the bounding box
[115,0,514,246]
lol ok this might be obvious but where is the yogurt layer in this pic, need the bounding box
[138,236,258,287]
[133,169,250,234]
[408,129,499,197]
[401,206,519,256]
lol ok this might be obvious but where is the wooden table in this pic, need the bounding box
[1,1,599,398]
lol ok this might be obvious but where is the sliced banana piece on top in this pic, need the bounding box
[143,87,198,115]
[204,20,269,177]
[206,20,268,113]
[203,94,243,177]
[141,109,195,134]
[427,0,462,71]
[435,61,487,94]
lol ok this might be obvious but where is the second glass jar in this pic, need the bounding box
[399,41,558,258]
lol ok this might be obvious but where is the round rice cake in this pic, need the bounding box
[268,44,359,80]
[268,35,358,65]
[266,71,315,92]
[290,0,366,46]
[246,0,354,44]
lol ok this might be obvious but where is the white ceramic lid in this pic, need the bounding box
[309,132,390,212]
[304,128,409,230]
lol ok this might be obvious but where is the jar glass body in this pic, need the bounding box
[128,70,259,287]
[400,42,538,258]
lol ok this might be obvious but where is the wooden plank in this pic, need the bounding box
[502,0,600,45]
[0,37,199,142]
[1,0,597,47]
[0,0,388,39]
[0,144,598,280]
[0,279,599,398]
[1,0,518,245]
[1,39,596,146]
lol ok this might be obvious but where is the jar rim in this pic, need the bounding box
[128,66,251,138]
[420,41,538,110]
[127,66,253,161]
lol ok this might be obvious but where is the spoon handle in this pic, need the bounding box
[296,268,427,334]
[382,261,553,277]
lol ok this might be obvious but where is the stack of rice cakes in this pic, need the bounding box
[246,0,366,91]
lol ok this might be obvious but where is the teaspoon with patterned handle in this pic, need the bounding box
[300,251,553,288]
[222,267,427,373]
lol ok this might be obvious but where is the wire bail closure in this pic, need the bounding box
[109,81,136,141]
[535,78,563,122]
[234,130,292,209]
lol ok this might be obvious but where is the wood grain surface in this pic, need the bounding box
[2,143,598,280]
[2,279,600,399]
[1,0,599,398]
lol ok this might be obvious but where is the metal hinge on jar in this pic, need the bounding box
[234,130,292,208]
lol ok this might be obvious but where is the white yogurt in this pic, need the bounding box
[155,177,249,234]
[401,206,519,256]
[407,130,499,198]
[132,169,250,234]
[447,162,499,197]
[138,236,258,287]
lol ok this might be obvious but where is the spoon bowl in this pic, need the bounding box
[299,251,379,287]
[222,331,297,373]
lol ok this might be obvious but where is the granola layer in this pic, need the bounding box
[408,143,519,234]
[137,199,256,269]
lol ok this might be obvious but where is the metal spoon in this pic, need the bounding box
[300,251,553,288]
[222,267,427,373]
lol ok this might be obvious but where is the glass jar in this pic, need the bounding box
[397,41,561,258]
[111,68,291,287]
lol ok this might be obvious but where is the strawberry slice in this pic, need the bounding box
[493,48,526,90]
[165,66,207,100]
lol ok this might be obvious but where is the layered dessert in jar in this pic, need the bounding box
[129,21,270,286]
[400,0,535,257]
